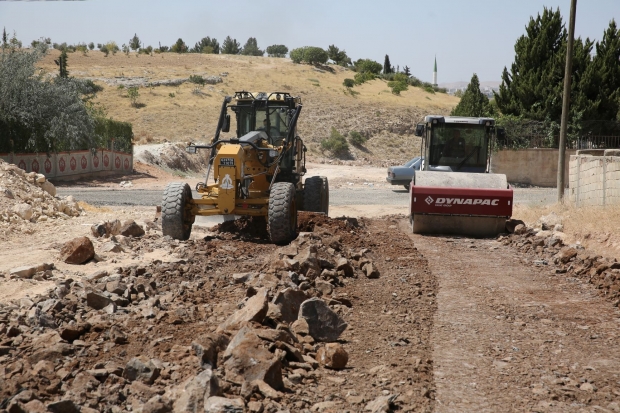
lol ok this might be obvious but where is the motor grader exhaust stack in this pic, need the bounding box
[161,92,328,244]
[409,116,513,237]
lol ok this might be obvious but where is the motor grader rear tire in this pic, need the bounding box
[162,182,194,241]
[268,182,297,244]
[304,176,329,215]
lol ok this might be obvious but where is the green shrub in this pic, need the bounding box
[321,127,349,156]
[354,71,375,85]
[189,74,205,85]
[100,45,109,57]
[389,82,408,95]
[343,78,354,88]
[353,59,382,74]
[266,44,288,57]
[423,85,436,94]
[127,87,140,107]
[349,131,366,146]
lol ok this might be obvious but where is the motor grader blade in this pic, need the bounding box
[410,171,513,237]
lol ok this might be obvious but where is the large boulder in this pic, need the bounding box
[299,297,348,342]
[217,288,268,333]
[272,288,309,323]
[223,326,283,390]
[172,367,220,412]
[59,236,95,264]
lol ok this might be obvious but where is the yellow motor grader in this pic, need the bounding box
[161,91,328,244]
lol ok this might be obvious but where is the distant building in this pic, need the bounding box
[433,56,437,87]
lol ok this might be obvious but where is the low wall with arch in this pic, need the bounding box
[0,149,133,181]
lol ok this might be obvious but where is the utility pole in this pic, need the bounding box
[557,0,577,201]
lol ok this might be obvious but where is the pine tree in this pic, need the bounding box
[241,37,263,56]
[403,66,411,77]
[221,36,241,54]
[383,54,392,74]
[589,20,620,120]
[327,45,350,66]
[2,27,7,50]
[191,37,219,54]
[129,33,141,51]
[170,38,188,53]
[495,8,567,121]
[451,73,494,117]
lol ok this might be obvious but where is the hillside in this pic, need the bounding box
[39,50,460,165]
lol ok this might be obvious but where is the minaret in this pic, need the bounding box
[433,55,438,86]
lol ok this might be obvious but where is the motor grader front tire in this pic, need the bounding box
[268,182,297,244]
[162,182,194,241]
[304,176,329,215]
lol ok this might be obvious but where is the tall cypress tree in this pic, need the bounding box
[383,54,392,74]
[451,73,494,117]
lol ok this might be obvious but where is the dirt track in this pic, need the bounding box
[409,226,620,412]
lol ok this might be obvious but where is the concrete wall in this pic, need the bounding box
[569,151,620,207]
[491,148,576,187]
[0,149,133,181]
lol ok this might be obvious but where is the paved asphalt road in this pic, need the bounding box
[57,187,558,207]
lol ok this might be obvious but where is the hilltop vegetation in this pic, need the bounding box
[33,49,457,165]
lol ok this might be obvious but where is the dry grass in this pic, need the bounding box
[38,50,458,164]
[513,203,620,260]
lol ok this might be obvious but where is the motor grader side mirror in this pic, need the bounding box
[186,145,197,154]
[415,123,425,137]
[221,114,231,133]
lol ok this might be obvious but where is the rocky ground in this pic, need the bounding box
[0,213,436,413]
[1,158,620,412]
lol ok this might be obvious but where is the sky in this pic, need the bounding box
[0,0,618,84]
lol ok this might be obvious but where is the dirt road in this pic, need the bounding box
[405,223,620,413]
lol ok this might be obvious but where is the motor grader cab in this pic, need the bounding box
[161,91,329,244]
[409,116,513,237]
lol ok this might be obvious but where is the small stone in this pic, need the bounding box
[47,400,80,413]
[362,262,380,279]
[247,401,264,413]
[142,396,172,413]
[232,273,254,284]
[316,343,349,369]
[120,220,145,237]
[315,279,334,296]
[86,291,113,310]
[13,203,33,220]
[204,397,244,413]
[336,257,354,277]
[173,367,220,413]
[291,318,310,335]
[123,357,161,384]
[365,394,396,412]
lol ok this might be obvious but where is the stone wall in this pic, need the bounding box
[569,150,620,207]
[491,148,576,187]
[0,149,133,181]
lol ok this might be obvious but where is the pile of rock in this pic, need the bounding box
[0,216,385,412]
[501,216,620,307]
[0,160,82,233]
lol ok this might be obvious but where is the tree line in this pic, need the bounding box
[451,8,620,146]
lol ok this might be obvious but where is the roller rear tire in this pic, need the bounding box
[162,182,194,240]
[268,182,297,244]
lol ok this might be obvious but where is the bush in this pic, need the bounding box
[127,87,140,107]
[343,78,355,88]
[321,127,349,156]
[349,131,366,146]
[189,74,205,85]
[388,73,409,95]
[353,59,382,74]
[354,71,375,85]
[423,85,436,94]
[289,47,304,63]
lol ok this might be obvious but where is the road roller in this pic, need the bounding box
[409,116,513,237]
